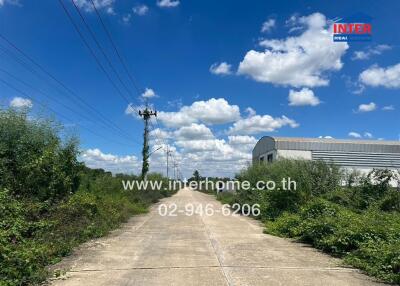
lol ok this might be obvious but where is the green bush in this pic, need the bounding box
[234,159,400,284]
[0,109,81,202]
[346,240,400,284]
[266,199,400,283]
[0,109,176,285]
[216,192,236,205]
[265,212,301,237]
[379,190,400,212]
[236,160,341,219]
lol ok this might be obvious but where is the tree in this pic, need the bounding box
[193,170,201,182]
[0,109,81,202]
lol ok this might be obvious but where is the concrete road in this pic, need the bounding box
[50,188,383,286]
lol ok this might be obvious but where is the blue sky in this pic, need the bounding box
[1,0,399,177]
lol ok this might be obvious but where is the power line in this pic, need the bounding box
[152,116,180,170]
[0,67,136,142]
[64,0,179,175]
[57,0,131,104]
[86,0,179,174]
[70,0,135,102]
[148,118,165,147]
[0,34,135,142]
[89,0,144,96]
[147,118,171,177]
[0,77,135,148]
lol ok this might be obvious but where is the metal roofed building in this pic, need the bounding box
[252,136,400,170]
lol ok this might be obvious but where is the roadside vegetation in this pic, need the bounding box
[0,109,176,286]
[218,160,400,284]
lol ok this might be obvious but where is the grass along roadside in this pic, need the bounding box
[0,109,176,285]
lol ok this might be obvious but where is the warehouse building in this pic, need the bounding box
[252,136,400,170]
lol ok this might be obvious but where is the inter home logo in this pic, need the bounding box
[333,13,372,42]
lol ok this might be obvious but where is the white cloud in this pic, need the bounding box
[0,0,20,7]
[382,105,395,111]
[238,13,348,88]
[318,136,333,139]
[174,137,252,177]
[245,107,256,117]
[285,14,303,33]
[122,14,132,24]
[364,132,373,138]
[148,128,252,178]
[142,88,157,98]
[125,103,139,116]
[261,18,276,33]
[357,102,377,113]
[348,131,373,139]
[10,97,33,109]
[187,98,240,124]
[125,103,161,123]
[122,97,300,177]
[176,139,231,153]
[146,120,255,178]
[74,0,114,13]
[348,132,362,138]
[149,128,171,141]
[157,0,179,8]
[157,111,197,128]
[158,98,241,128]
[343,75,365,94]
[359,63,400,89]
[352,44,391,61]
[209,62,232,75]
[133,4,148,15]
[174,123,214,141]
[228,135,258,145]
[288,88,320,106]
[228,135,258,153]
[106,6,115,15]
[228,114,298,135]
[81,148,140,174]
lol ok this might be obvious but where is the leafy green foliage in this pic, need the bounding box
[216,192,236,205]
[0,110,81,203]
[346,240,400,284]
[234,159,400,284]
[0,109,176,285]
[236,160,341,219]
[192,170,201,182]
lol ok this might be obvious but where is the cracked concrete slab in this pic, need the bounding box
[49,188,384,286]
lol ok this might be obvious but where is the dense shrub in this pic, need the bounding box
[1,167,175,286]
[380,190,400,212]
[0,110,81,202]
[216,192,236,205]
[236,160,341,219]
[233,159,400,284]
[346,240,400,284]
[0,109,176,285]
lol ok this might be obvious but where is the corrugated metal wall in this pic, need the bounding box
[312,151,400,168]
[252,136,400,169]
[276,141,400,153]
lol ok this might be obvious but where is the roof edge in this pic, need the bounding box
[264,136,400,145]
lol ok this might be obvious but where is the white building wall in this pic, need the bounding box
[277,149,312,160]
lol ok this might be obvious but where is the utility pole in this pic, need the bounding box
[139,105,157,180]
[166,145,172,179]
